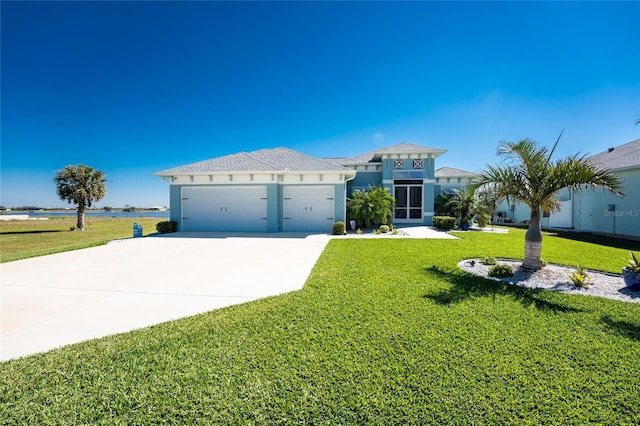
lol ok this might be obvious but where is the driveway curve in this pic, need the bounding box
[1,233,330,361]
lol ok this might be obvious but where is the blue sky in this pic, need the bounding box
[1,1,638,208]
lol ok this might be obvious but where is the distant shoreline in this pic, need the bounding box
[0,210,170,219]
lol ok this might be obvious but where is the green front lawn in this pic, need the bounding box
[1,229,639,424]
[0,217,162,263]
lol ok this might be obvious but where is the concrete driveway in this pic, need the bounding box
[1,233,330,361]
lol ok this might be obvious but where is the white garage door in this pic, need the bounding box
[283,185,335,232]
[181,186,268,232]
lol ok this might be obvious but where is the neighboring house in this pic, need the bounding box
[495,139,640,238]
[156,142,448,232]
[572,139,640,238]
[155,147,355,232]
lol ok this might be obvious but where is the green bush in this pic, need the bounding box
[432,216,457,230]
[347,186,395,228]
[332,221,346,235]
[488,263,514,278]
[379,225,390,233]
[480,256,497,265]
[156,221,178,234]
[475,211,491,228]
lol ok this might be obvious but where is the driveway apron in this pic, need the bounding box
[1,233,330,361]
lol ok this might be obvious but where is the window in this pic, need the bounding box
[413,159,422,168]
[392,170,427,180]
[394,159,404,169]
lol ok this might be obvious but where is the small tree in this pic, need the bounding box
[444,187,478,227]
[55,164,107,231]
[474,189,498,228]
[472,134,623,269]
[347,186,396,228]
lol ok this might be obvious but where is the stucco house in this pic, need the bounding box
[156,142,447,232]
[572,139,640,238]
[494,139,640,238]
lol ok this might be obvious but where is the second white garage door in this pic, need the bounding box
[283,185,335,232]
[181,186,268,232]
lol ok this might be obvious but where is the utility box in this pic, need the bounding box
[133,223,143,238]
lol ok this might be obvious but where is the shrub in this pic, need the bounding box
[356,228,363,235]
[475,211,491,228]
[347,186,395,228]
[488,263,514,278]
[332,221,346,235]
[568,266,591,287]
[432,216,457,230]
[156,221,177,234]
[480,256,497,266]
[379,225,390,233]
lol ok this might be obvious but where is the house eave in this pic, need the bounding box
[154,169,356,178]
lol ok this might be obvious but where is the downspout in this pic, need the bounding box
[344,171,356,224]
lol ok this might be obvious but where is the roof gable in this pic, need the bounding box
[155,147,352,175]
[331,142,446,165]
[588,139,640,171]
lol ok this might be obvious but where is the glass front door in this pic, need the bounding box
[394,184,423,222]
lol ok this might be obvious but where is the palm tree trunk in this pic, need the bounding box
[76,204,85,231]
[523,206,543,269]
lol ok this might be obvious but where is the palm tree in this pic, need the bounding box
[347,186,395,228]
[472,134,624,269]
[55,164,107,231]
[444,187,478,229]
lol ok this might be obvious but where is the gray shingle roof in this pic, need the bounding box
[155,147,353,175]
[329,142,446,165]
[588,139,640,171]
[435,167,478,178]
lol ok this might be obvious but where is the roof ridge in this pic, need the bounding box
[241,150,282,169]
[296,148,357,169]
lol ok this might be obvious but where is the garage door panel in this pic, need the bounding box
[181,186,267,232]
[283,186,334,232]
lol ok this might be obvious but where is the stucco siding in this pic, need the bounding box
[349,170,382,194]
[169,185,182,229]
[572,168,640,237]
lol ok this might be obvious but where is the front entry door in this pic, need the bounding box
[394,184,423,222]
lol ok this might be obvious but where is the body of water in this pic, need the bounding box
[2,211,171,219]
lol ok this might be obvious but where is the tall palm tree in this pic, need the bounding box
[472,134,624,269]
[55,164,107,231]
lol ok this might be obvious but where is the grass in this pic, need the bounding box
[0,216,162,263]
[1,228,639,424]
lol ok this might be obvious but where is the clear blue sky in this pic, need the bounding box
[1,1,638,208]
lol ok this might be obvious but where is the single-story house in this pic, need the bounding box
[155,143,447,232]
[494,139,640,239]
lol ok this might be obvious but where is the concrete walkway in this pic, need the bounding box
[1,226,456,361]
